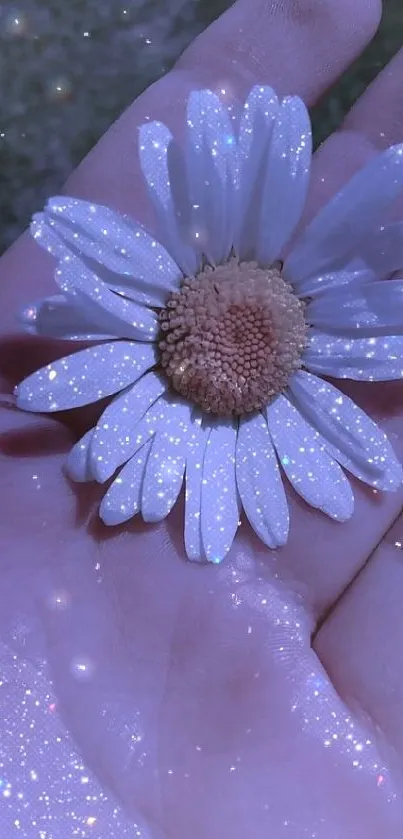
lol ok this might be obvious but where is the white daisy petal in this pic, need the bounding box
[307,280,403,336]
[284,144,403,287]
[31,214,72,260]
[304,330,403,381]
[16,341,156,412]
[141,398,192,522]
[235,85,279,258]
[99,439,153,526]
[18,294,115,341]
[255,96,312,266]
[266,395,354,521]
[289,371,402,490]
[138,122,199,277]
[236,413,289,548]
[39,199,183,308]
[46,196,141,253]
[186,89,237,265]
[55,256,159,341]
[201,419,240,563]
[184,413,210,562]
[65,429,95,482]
[360,222,403,279]
[90,372,166,483]
[294,267,375,299]
[237,85,278,169]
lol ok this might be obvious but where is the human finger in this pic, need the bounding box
[313,41,403,777]
[343,46,403,149]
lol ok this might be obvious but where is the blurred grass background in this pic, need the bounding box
[0,0,402,254]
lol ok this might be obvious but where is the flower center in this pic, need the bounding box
[158,258,307,417]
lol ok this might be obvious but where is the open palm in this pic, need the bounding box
[1,1,403,837]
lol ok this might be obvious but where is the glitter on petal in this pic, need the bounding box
[16,84,403,563]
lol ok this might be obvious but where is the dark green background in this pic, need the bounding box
[0,0,402,254]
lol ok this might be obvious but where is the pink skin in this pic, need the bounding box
[2,0,403,836]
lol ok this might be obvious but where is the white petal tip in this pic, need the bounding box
[205,551,226,565]
[281,93,304,109]
[326,505,354,524]
[188,89,212,105]
[376,468,403,492]
[99,510,115,526]
[260,519,290,549]
[141,510,168,524]
[138,120,166,140]
[64,455,93,484]
[269,533,289,550]
[185,549,207,563]
[14,391,37,413]
[92,462,116,485]
[99,505,136,527]
[30,213,45,232]
[45,196,63,212]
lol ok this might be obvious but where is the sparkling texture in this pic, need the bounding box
[235,85,279,258]
[266,395,355,521]
[254,95,312,266]
[0,642,152,838]
[236,412,289,547]
[138,120,200,277]
[185,88,237,264]
[306,280,403,336]
[16,84,403,562]
[89,372,166,483]
[19,293,115,342]
[289,371,403,490]
[17,342,157,412]
[43,197,183,306]
[304,331,403,381]
[100,439,153,526]
[55,255,159,341]
[184,414,209,561]
[141,398,192,522]
[201,419,240,563]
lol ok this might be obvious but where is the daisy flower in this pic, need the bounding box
[16,86,403,563]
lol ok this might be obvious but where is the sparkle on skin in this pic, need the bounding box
[0,648,147,837]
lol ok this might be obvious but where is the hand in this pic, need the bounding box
[1,1,403,837]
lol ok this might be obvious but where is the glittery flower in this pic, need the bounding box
[16,86,403,562]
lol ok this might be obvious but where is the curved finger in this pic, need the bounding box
[311,41,403,790]
[314,520,403,775]
[343,46,403,149]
